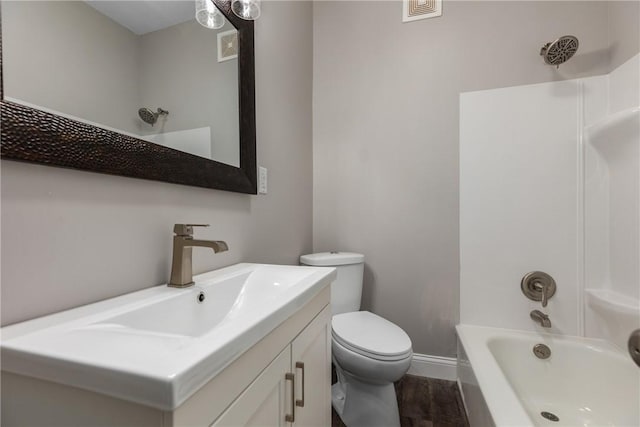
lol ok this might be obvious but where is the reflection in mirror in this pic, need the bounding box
[1,0,240,167]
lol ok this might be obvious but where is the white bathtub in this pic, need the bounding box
[456,325,640,427]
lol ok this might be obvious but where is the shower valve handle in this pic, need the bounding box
[534,281,551,307]
[521,271,556,308]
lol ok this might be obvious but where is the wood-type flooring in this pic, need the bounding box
[331,374,470,427]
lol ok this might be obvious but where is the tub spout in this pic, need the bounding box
[530,310,551,328]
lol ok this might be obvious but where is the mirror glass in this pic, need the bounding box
[1,0,240,167]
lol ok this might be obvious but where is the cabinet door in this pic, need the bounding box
[211,347,292,427]
[291,306,331,427]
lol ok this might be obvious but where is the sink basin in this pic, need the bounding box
[0,263,336,410]
[100,266,317,337]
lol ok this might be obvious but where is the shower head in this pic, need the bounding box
[138,107,169,125]
[540,35,579,68]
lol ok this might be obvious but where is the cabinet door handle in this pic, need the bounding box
[295,362,305,407]
[285,372,295,423]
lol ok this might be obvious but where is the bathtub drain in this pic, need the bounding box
[541,411,559,422]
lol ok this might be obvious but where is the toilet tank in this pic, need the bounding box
[300,252,365,315]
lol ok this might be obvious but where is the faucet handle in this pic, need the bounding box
[521,271,556,308]
[535,281,551,307]
[174,224,210,236]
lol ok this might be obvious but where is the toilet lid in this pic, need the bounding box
[332,311,412,359]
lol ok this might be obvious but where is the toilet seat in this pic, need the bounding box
[332,311,412,361]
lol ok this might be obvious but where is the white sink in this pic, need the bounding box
[99,265,319,337]
[0,263,336,410]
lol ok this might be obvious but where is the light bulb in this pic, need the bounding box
[231,0,260,20]
[195,0,224,29]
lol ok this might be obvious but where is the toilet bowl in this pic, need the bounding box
[300,252,413,427]
[331,310,412,427]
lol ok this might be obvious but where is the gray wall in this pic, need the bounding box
[2,1,140,134]
[312,1,613,357]
[138,20,240,166]
[0,1,314,326]
[608,1,640,70]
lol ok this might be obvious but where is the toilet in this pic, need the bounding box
[300,252,413,427]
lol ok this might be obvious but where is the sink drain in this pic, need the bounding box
[541,411,559,422]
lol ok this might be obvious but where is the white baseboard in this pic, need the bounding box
[407,353,457,381]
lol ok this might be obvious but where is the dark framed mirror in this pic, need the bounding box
[0,0,257,194]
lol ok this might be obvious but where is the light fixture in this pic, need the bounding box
[195,0,225,29]
[231,0,261,21]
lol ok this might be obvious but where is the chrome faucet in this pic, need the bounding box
[169,224,228,288]
[530,310,552,328]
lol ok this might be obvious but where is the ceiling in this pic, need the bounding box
[85,1,195,35]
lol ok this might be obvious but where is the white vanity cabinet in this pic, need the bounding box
[2,285,332,427]
[212,304,331,427]
[289,303,332,427]
[212,346,291,426]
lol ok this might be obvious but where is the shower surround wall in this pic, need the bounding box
[460,53,640,344]
[460,79,597,335]
[584,54,640,349]
[1,1,314,326]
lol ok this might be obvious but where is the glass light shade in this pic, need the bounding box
[195,0,225,29]
[231,0,260,20]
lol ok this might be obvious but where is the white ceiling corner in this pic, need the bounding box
[84,0,196,35]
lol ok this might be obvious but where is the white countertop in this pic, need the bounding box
[1,263,336,410]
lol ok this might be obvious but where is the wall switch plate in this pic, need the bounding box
[258,166,267,194]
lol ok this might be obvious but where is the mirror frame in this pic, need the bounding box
[0,0,257,194]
